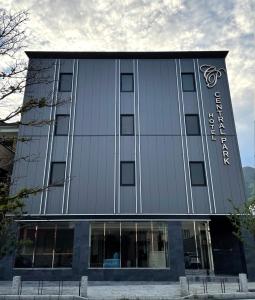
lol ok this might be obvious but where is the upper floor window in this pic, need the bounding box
[49,162,66,186]
[55,114,69,136]
[185,114,200,136]
[189,161,206,186]
[59,73,73,92]
[181,73,196,92]
[120,161,135,186]
[121,73,134,92]
[121,114,134,136]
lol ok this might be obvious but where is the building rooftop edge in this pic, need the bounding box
[25,50,229,59]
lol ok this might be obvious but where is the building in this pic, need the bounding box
[1,51,253,281]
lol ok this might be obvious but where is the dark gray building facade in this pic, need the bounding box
[1,51,252,281]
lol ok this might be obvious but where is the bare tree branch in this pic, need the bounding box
[0,9,28,57]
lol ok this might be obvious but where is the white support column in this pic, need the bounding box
[239,273,248,292]
[80,276,88,298]
[12,275,21,295]
[179,276,189,297]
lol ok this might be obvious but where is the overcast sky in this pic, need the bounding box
[1,0,254,167]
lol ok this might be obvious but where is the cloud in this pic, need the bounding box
[0,0,254,166]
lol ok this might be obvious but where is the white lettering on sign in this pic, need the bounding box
[208,113,216,140]
[208,92,230,165]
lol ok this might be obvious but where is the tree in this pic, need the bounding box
[229,195,255,244]
[0,9,59,258]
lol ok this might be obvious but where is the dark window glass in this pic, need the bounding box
[55,115,69,136]
[182,73,195,92]
[104,223,120,268]
[137,222,151,267]
[54,228,74,268]
[55,229,74,253]
[90,223,104,268]
[59,73,72,92]
[121,223,136,268]
[14,226,36,268]
[121,73,134,92]
[54,254,73,268]
[151,223,169,268]
[90,222,169,269]
[121,114,134,136]
[120,161,135,186]
[182,221,210,270]
[189,162,206,186]
[34,228,55,267]
[185,114,200,136]
[15,224,74,269]
[49,162,66,186]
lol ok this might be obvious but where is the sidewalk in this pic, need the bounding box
[1,280,255,299]
[88,282,180,299]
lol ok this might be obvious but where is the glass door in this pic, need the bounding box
[182,221,214,274]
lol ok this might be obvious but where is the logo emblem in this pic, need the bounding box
[200,65,225,88]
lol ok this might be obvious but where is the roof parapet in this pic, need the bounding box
[25,51,229,59]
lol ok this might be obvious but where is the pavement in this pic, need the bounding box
[1,280,255,299]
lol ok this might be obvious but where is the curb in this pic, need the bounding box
[183,292,255,299]
[0,296,87,300]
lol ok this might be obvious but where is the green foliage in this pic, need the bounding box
[229,168,255,243]
[243,167,255,200]
[0,182,41,258]
[228,195,255,242]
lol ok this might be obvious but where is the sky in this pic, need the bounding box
[1,0,254,167]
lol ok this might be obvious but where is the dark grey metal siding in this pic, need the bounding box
[11,55,246,216]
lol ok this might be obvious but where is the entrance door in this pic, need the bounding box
[210,216,246,275]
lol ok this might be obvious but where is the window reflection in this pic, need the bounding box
[34,228,55,267]
[14,227,36,268]
[90,223,104,268]
[104,223,120,268]
[151,222,168,268]
[121,223,136,267]
[15,223,74,268]
[90,222,169,268]
[182,221,211,272]
[137,222,151,267]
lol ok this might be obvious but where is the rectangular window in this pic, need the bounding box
[55,115,69,136]
[59,73,73,92]
[121,114,134,136]
[137,222,151,267]
[181,73,196,92]
[189,162,206,186]
[14,226,36,268]
[54,228,74,268]
[104,223,120,268]
[185,114,200,136]
[90,223,105,268]
[15,223,74,268]
[121,223,136,267]
[90,222,169,268]
[182,221,211,270]
[121,73,134,92]
[34,227,55,267]
[49,162,66,186]
[120,161,135,186]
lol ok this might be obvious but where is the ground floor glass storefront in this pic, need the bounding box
[14,220,214,272]
[6,218,249,280]
[89,222,169,268]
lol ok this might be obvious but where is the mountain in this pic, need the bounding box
[243,166,255,199]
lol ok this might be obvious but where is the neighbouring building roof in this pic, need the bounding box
[25,50,229,59]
